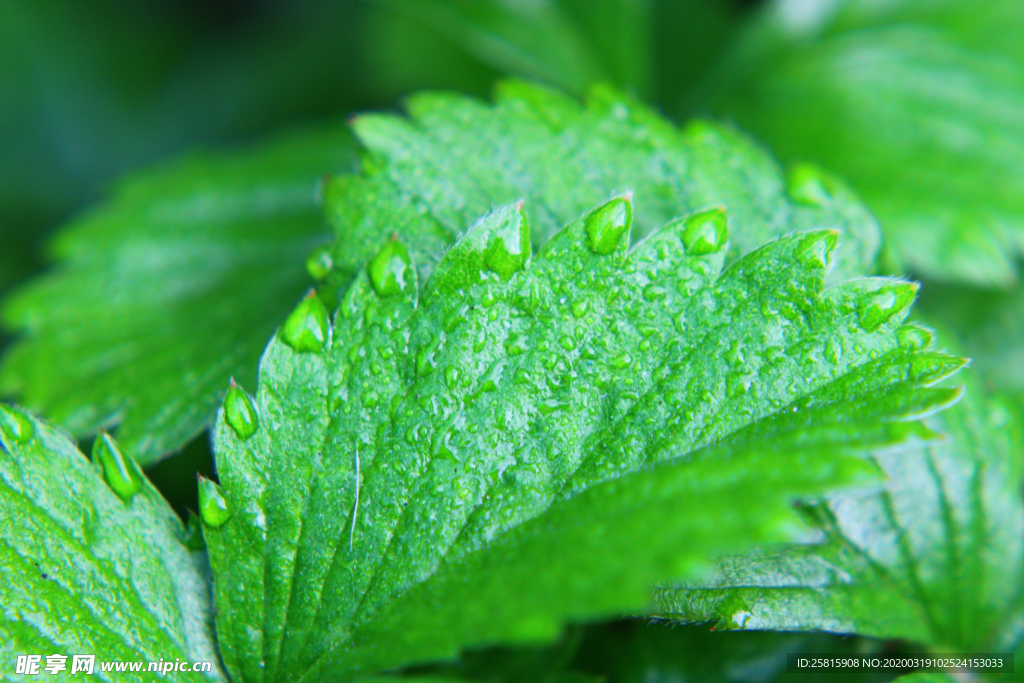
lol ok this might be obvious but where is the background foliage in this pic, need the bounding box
[1,1,1021,682]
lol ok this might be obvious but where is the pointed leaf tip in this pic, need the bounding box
[585,195,633,255]
[858,281,918,331]
[224,383,260,441]
[281,290,330,352]
[787,163,834,207]
[368,239,414,297]
[0,404,34,445]
[92,432,144,503]
[795,230,839,272]
[199,477,233,529]
[896,324,935,351]
[680,207,729,256]
[485,201,531,280]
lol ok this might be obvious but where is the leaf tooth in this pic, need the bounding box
[895,323,936,351]
[908,352,969,387]
[422,202,531,304]
[198,475,234,529]
[92,432,144,503]
[368,238,415,298]
[223,379,260,442]
[0,403,34,445]
[679,206,729,256]
[786,162,837,208]
[280,290,331,353]
[584,193,633,257]
[856,279,919,332]
[794,229,839,278]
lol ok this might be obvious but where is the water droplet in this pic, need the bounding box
[584,194,633,255]
[559,335,577,351]
[411,353,427,381]
[787,163,832,207]
[305,245,335,281]
[93,432,143,503]
[486,201,531,280]
[726,341,745,365]
[224,380,259,441]
[643,285,668,301]
[571,299,589,318]
[507,334,528,356]
[858,282,918,332]
[281,290,330,352]
[638,323,658,338]
[445,366,460,389]
[896,324,934,351]
[538,401,567,416]
[0,405,33,444]
[796,230,838,271]
[680,207,728,255]
[368,239,413,297]
[824,337,843,363]
[199,477,233,529]
[611,351,633,369]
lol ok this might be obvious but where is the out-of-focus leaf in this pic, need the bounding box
[705,0,1024,285]
[0,125,356,464]
[656,368,1024,656]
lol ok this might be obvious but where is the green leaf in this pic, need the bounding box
[322,80,882,295]
[705,0,1024,285]
[365,0,653,99]
[0,125,356,464]
[654,369,1024,654]
[206,195,960,682]
[0,404,223,680]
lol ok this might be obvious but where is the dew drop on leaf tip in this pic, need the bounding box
[484,201,531,280]
[224,378,259,441]
[368,238,413,297]
[796,230,838,271]
[786,163,833,208]
[678,207,728,256]
[896,324,934,351]
[199,476,234,529]
[306,245,335,281]
[0,405,34,444]
[585,193,633,255]
[858,282,918,332]
[281,290,330,352]
[93,432,144,503]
